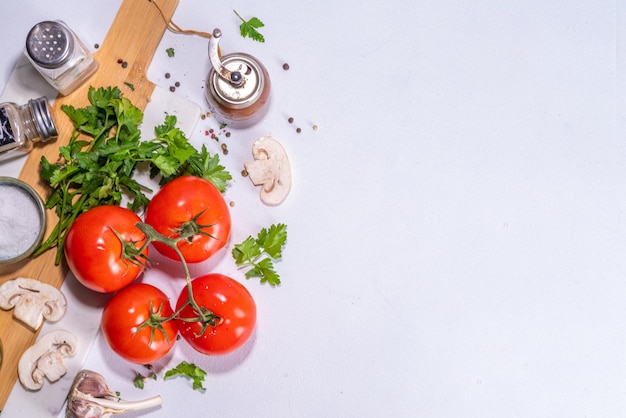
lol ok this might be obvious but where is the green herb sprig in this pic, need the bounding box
[163,361,207,391]
[232,223,287,286]
[234,10,265,42]
[133,371,157,389]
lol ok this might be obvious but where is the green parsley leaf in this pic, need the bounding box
[234,10,265,42]
[133,371,157,389]
[232,223,287,286]
[166,47,175,57]
[150,117,232,192]
[133,372,145,389]
[164,361,207,391]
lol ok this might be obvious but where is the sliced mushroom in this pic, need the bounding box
[244,136,291,205]
[18,329,78,391]
[0,277,67,331]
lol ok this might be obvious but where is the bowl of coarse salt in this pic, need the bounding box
[0,177,46,264]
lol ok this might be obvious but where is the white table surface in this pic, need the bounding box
[0,1,624,417]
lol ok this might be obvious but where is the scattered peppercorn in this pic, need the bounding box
[165,72,171,79]
[223,149,229,155]
[296,127,302,133]
[175,81,180,87]
[221,143,227,150]
[121,61,128,68]
[170,86,176,92]
[117,58,123,64]
[94,43,100,49]
[241,169,249,177]
[313,124,318,131]
[225,132,231,138]
[201,114,206,120]
[229,201,235,207]
[288,117,294,123]
[283,63,290,70]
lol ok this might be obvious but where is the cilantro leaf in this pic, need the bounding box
[234,10,265,42]
[164,361,207,391]
[232,223,287,286]
[166,47,175,57]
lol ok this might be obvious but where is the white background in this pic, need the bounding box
[0,1,624,417]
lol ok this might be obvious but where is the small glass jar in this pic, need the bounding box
[24,20,98,96]
[0,177,47,264]
[0,97,58,161]
[205,29,271,128]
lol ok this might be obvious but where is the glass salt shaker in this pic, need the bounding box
[0,97,58,161]
[24,20,98,96]
[205,28,271,129]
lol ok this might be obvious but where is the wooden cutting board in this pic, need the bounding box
[0,0,179,409]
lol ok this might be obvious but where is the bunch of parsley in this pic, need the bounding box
[35,86,231,264]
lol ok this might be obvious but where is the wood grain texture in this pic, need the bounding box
[0,0,179,409]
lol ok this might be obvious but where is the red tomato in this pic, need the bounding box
[175,273,256,355]
[64,205,148,293]
[145,176,231,263]
[101,283,178,364]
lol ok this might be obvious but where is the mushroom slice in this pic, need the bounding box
[0,277,67,331]
[18,329,78,391]
[244,136,292,206]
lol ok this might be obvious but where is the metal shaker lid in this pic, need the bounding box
[28,97,58,142]
[25,21,74,69]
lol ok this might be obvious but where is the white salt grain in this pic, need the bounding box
[0,184,42,260]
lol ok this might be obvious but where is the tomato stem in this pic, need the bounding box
[135,298,174,345]
[109,226,150,268]
[174,209,218,243]
[134,222,223,328]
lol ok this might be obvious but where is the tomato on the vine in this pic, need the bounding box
[175,273,256,355]
[101,283,178,364]
[64,205,148,293]
[145,176,231,263]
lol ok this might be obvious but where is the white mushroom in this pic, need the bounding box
[0,277,67,331]
[18,329,78,391]
[244,136,291,205]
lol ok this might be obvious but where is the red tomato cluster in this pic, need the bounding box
[64,176,256,363]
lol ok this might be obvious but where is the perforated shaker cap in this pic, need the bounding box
[25,21,74,69]
[28,97,58,142]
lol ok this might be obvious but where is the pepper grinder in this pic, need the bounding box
[205,29,271,129]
